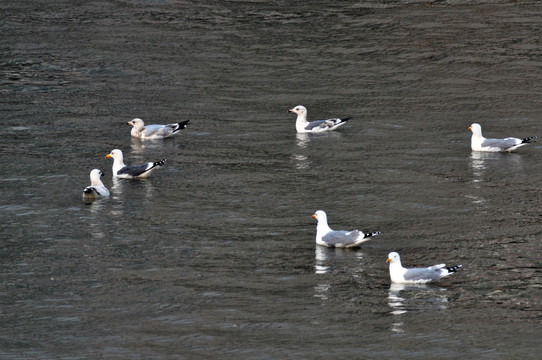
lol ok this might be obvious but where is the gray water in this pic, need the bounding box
[2,0,542,358]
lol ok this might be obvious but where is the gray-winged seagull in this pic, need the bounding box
[469,123,536,152]
[289,105,351,133]
[312,210,379,248]
[83,169,110,199]
[386,252,462,284]
[127,118,190,140]
[105,149,165,179]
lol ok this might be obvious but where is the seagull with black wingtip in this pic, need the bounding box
[105,149,165,179]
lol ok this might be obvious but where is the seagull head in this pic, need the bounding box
[127,118,145,129]
[89,169,104,185]
[386,252,400,264]
[469,123,482,136]
[288,105,307,116]
[312,210,327,223]
[105,149,123,160]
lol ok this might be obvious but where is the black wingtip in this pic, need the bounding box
[179,119,190,129]
[341,117,352,123]
[522,136,536,144]
[155,159,166,167]
[365,231,380,238]
[447,264,462,273]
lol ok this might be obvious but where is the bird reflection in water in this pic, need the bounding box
[314,247,331,301]
[314,246,331,274]
[468,151,524,205]
[387,283,449,334]
[314,247,365,302]
[85,197,106,213]
[292,133,311,170]
[109,177,156,218]
[469,151,492,183]
[296,133,310,149]
[130,137,163,153]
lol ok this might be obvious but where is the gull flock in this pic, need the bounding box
[82,107,537,284]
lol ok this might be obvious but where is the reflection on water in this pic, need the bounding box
[130,137,170,154]
[314,283,331,301]
[292,133,311,170]
[109,177,157,218]
[110,177,125,201]
[314,247,367,303]
[295,133,310,149]
[469,151,525,183]
[85,198,107,214]
[130,138,147,153]
[469,151,489,183]
[314,246,330,274]
[292,153,310,170]
[314,246,366,275]
[468,151,526,205]
[388,283,449,334]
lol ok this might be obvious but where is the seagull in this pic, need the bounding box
[289,105,351,133]
[469,123,536,152]
[126,118,190,140]
[105,149,165,179]
[311,210,380,248]
[386,252,462,284]
[83,169,110,199]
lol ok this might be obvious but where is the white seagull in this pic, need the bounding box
[127,118,190,140]
[83,169,110,199]
[105,149,165,179]
[311,210,380,248]
[469,123,536,152]
[289,105,351,133]
[386,252,462,284]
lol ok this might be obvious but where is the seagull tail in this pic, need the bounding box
[173,120,190,133]
[83,186,95,194]
[154,159,166,167]
[364,231,380,238]
[446,264,462,273]
[521,136,536,144]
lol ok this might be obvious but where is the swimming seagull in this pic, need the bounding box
[105,149,165,179]
[289,105,351,133]
[127,118,190,140]
[83,169,110,199]
[469,123,536,152]
[312,210,380,248]
[386,252,462,284]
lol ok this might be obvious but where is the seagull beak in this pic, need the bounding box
[468,126,471,130]
[311,214,316,219]
[105,154,112,159]
[126,121,132,125]
[288,109,294,113]
[386,258,391,263]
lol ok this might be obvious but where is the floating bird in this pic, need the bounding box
[386,252,462,284]
[289,105,351,133]
[83,169,110,199]
[311,210,380,248]
[469,123,536,152]
[105,149,165,179]
[127,118,190,140]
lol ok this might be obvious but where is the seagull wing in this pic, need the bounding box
[481,137,521,150]
[305,117,351,131]
[321,229,371,247]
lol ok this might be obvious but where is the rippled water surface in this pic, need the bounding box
[2,1,542,358]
